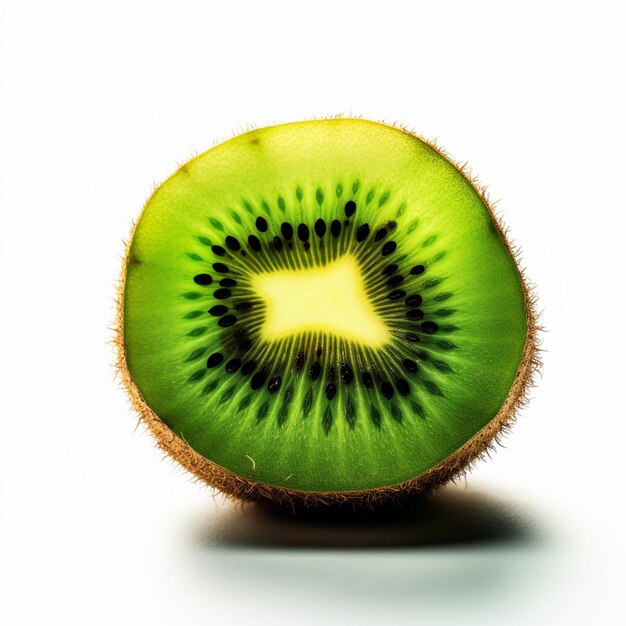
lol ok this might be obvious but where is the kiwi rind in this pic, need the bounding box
[114,117,540,511]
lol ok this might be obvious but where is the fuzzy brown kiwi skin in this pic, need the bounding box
[114,117,541,513]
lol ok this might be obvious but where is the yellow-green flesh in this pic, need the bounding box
[124,119,527,492]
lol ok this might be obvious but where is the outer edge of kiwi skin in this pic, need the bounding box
[113,117,542,513]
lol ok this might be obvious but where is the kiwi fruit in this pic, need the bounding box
[116,118,538,510]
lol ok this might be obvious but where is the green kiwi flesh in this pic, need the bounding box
[118,119,537,507]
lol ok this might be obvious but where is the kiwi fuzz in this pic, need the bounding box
[114,117,540,511]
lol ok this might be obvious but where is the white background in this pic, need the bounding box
[2,1,625,624]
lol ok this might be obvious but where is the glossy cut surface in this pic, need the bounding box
[123,119,528,491]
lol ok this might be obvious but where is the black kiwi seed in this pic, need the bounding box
[213,288,231,299]
[361,371,373,388]
[421,321,439,334]
[344,200,356,217]
[403,359,419,374]
[410,264,426,275]
[281,222,293,240]
[325,382,337,401]
[225,359,241,373]
[234,301,253,311]
[340,363,354,384]
[208,305,227,316]
[381,241,397,256]
[248,235,261,251]
[382,264,398,276]
[356,224,370,242]
[267,376,281,394]
[255,216,268,232]
[298,223,310,242]
[251,372,266,390]
[405,295,423,307]
[211,245,226,256]
[331,220,341,237]
[273,236,283,251]
[294,352,305,372]
[315,218,326,237]
[396,379,410,396]
[387,275,404,287]
[309,362,321,381]
[218,315,237,327]
[374,228,387,242]
[238,339,252,352]
[406,309,424,321]
[389,289,406,301]
[381,381,394,399]
[241,360,256,375]
[316,347,323,358]
[405,333,420,343]
[206,353,224,368]
[194,274,212,285]
[225,236,240,251]
[219,278,236,287]
[233,327,247,338]
[212,262,229,273]
[386,220,397,231]
[304,242,311,251]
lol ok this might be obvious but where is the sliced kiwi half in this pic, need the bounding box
[117,118,538,508]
